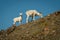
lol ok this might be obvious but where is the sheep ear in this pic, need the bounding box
[20,13,22,15]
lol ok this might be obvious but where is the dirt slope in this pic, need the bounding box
[0,11,60,40]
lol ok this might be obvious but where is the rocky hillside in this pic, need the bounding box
[0,11,60,40]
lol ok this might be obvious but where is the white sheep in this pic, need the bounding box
[13,13,22,24]
[26,10,43,23]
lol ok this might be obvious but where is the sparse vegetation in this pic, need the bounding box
[0,11,60,40]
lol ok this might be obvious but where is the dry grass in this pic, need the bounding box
[0,11,60,40]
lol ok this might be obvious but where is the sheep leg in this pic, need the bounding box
[19,20,22,24]
[26,16,29,23]
[20,21,22,24]
[33,15,35,21]
[19,21,21,24]
[20,20,22,24]
[13,22,16,25]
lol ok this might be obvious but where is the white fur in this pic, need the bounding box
[13,13,22,24]
[26,10,43,23]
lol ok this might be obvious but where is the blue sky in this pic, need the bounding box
[0,0,60,30]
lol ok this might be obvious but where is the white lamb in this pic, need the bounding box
[13,13,22,24]
[26,10,43,23]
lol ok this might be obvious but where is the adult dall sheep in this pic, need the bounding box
[13,13,22,25]
[26,10,43,23]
